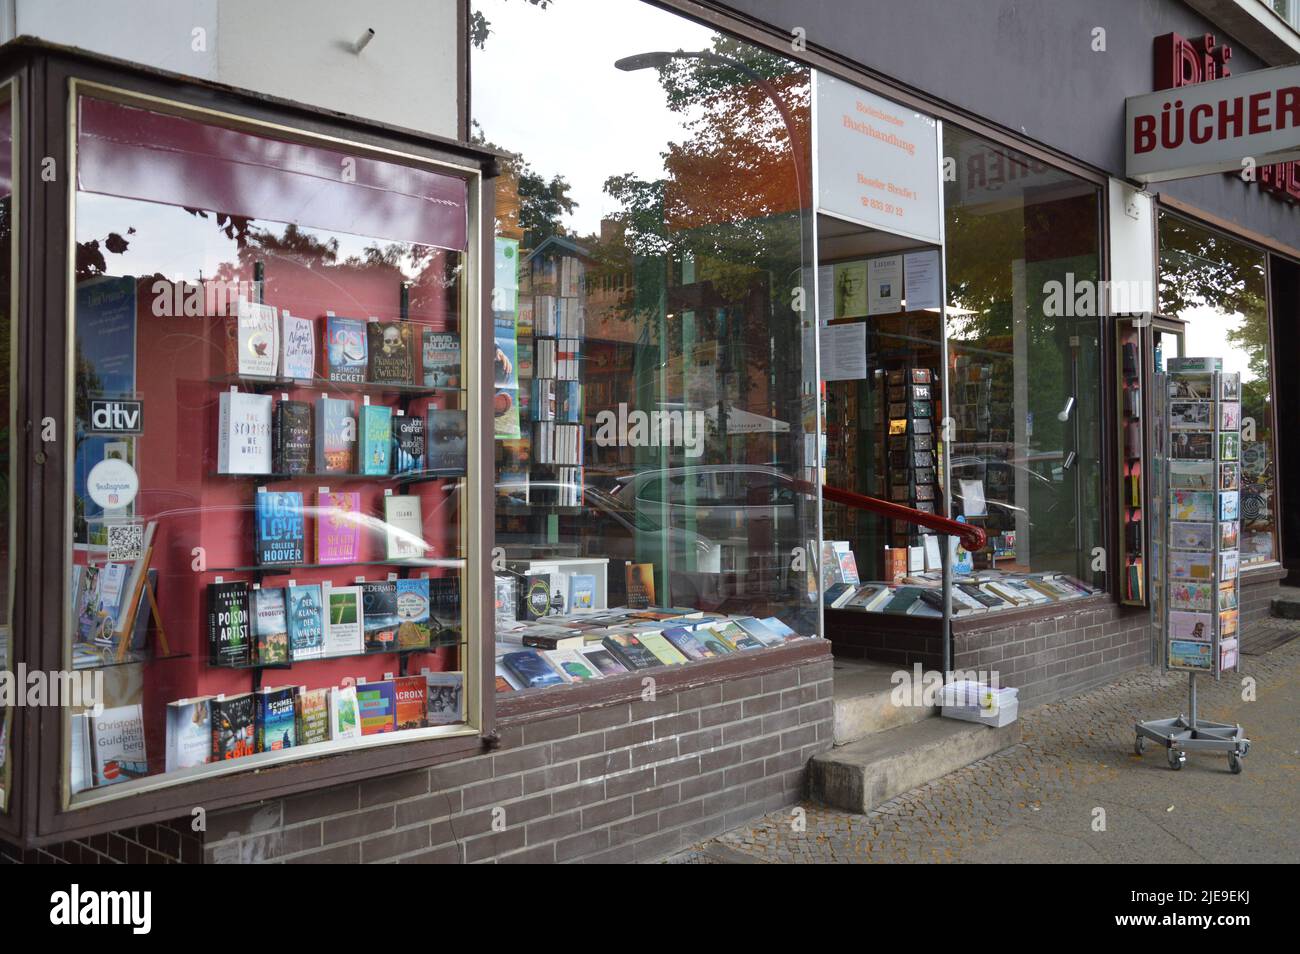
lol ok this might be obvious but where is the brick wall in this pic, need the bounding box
[0,819,202,864]
[4,653,834,864]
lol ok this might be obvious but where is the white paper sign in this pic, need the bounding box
[814,71,942,244]
[819,323,867,381]
[867,256,903,315]
[903,249,942,310]
[87,458,139,510]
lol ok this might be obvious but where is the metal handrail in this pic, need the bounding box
[791,479,986,553]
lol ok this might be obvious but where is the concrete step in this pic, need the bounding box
[1270,589,1300,620]
[808,715,1021,814]
[831,659,934,745]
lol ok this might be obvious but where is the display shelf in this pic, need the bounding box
[209,557,466,575]
[72,651,193,672]
[1116,317,1147,606]
[208,470,466,484]
[208,373,463,399]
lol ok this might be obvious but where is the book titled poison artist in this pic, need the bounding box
[208,581,252,667]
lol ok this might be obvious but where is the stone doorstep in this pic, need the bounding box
[807,715,1022,815]
[831,659,934,745]
[1269,594,1300,620]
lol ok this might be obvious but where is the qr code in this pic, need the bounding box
[107,523,145,562]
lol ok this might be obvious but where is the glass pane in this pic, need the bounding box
[66,96,476,801]
[474,0,820,691]
[1158,213,1275,567]
[0,85,14,812]
[942,125,1106,590]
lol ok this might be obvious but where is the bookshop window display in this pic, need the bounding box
[941,125,1106,596]
[473,0,821,691]
[63,91,482,803]
[1157,213,1277,568]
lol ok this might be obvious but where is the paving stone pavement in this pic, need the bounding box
[671,620,1300,864]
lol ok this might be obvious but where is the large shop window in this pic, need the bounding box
[0,83,14,812]
[1158,212,1276,568]
[65,93,480,804]
[473,0,820,692]
[941,126,1106,591]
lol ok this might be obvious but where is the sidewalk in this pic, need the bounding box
[673,621,1300,863]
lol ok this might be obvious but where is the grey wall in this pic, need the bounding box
[721,0,1300,246]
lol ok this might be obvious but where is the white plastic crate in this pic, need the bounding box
[940,680,1019,728]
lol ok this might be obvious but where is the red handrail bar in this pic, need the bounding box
[791,479,987,553]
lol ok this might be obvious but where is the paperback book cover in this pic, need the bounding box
[521,574,553,621]
[691,627,734,657]
[392,414,425,474]
[427,409,468,474]
[425,671,464,724]
[217,391,273,474]
[330,685,361,740]
[273,399,313,474]
[314,397,357,473]
[429,576,462,646]
[625,563,655,609]
[295,687,331,745]
[210,694,257,761]
[253,586,290,665]
[255,490,305,566]
[422,331,461,388]
[324,315,368,383]
[600,633,662,670]
[316,491,362,564]
[165,698,213,772]
[395,578,433,650]
[358,404,394,475]
[280,312,316,380]
[228,299,279,377]
[256,686,298,752]
[361,580,400,653]
[569,573,596,611]
[711,620,763,650]
[384,495,426,561]
[367,320,415,385]
[546,649,603,681]
[89,704,148,786]
[734,616,786,648]
[580,647,630,676]
[357,681,397,735]
[637,632,689,665]
[502,650,565,688]
[208,581,252,667]
[494,575,518,628]
[393,675,428,730]
[322,583,364,657]
[286,583,326,660]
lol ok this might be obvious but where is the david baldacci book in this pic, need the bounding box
[330,685,361,740]
[255,686,298,752]
[253,586,290,665]
[280,312,316,380]
[427,408,468,474]
[165,698,213,772]
[210,693,257,761]
[90,704,148,786]
[359,403,393,475]
[422,330,461,388]
[384,494,426,561]
[322,583,364,657]
[227,299,279,377]
[316,491,362,564]
[217,391,273,474]
[395,577,432,650]
[425,671,463,724]
[362,580,400,653]
[429,576,462,646]
[287,583,326,661]
[393,675,428,730]
[208,581,253,667]
[296,687,331,745]
[314,397,357,473]
[357,680,397,735]
[273,399,313,474]
[392,414,425,474]
[255,490,305,566]
[367,320,415,385]
[324,315,368,383]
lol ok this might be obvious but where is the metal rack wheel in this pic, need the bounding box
[1168,748,1185,770]
[1134,736,1146,756]
[1228,753,1243,775]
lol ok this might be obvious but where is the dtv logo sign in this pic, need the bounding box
[89,399,144,435]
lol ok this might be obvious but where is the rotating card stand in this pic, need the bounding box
[1135,362,1249,773]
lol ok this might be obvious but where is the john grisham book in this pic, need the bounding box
[208,581,252,667]
[255,490,305,566]
[367,320,415,385]
[392,414,426,474]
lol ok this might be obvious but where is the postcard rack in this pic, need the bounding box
[1137,358,1249,773]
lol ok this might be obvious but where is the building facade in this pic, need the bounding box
[0,0,1295,863]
